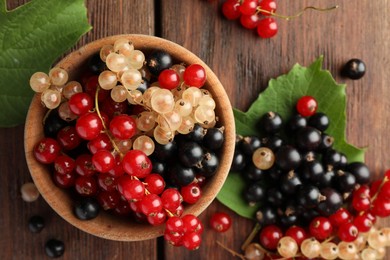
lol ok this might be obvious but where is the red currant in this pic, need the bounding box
[158,69,180,90]
[379,180,390,199]
[140,193,163,216]
[108,154,125,177]
[54,155,75,174]
[353,212,375,232]
[97,172,117,191]
[371,197,390,217]
[122,150,152,178]
[166,216,184,234]
[370,179,382,196]
[113,199,132,217]
[257,18,278,38]
[183,64,206,88]
[75,112,103,140]
[116,176,145,201]
[338,222,359,242]
[144,174,165,195]
[52,170,76,188]
[84,75,109,102]
[57,126,82,150]
[68,92,93,116]
[259,225,283,250]
[91,149,115,173]
[181,183,202,204]
[75,175,98,197]
[147,210,166,226]
[309,216,333,241]
[285,226,307,246]
[182,232,202,250]
[164,230,183,246]
[352,185,371,212]
[97,190,121,210]
[87,133,112,154]
[33,137,61,164]
[161,188,182,212]
[258,0,276,16]
[210,212,232,233]
[240,13,260,29]
[75,154,96,177]
[109,114,136,140]
[329,208,352,228]
[222,0,241,20]
[296,96,318,117]
[101,98,128,119]
[239,0,258,16]
[182,214,202,233]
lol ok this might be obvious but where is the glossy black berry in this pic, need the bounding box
[259,111,283,134]
[322,149,342,168]
[339,153,348,169]
[44,110,68,138]
[203,127,224,150]
[150,157,166,175]
[268,166,283,181]
[317,188,343,216]
[146,50,173,76]
[136,77,150,93]
[244,182,266,204]
[288,114,307,132]
[280,211,299,228]
[153,140,177,161]
[266,187,284,207]
[336,170,357,192]
[275,145,301,171]
[295,126,321,151]
[300,159,324,182]
[342,59,366,80]
[296,185,322,208]
[261,135,283,152]
[230,149,247,172]
[317,167,336,188]
[308,112,330,132]
[347,162,371,184]
[280,171,302,195]
[185,124,206,142]
[178,141,204,167]
[170,164,195,186]
[239,136,261,156]
[300,208,320,223]
[318,134,334,151]
[45,239,65,258]
[197,152,219,177]
[74,197,100,220]
[256,206,278,225]
[28,215,45,233]
[243,163,266,181]
[87,52,105,75]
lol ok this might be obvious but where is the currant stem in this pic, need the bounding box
[94,87,124,158]
[241,222,262,251]
[216,241,246,260]
[371,176,389,202]
[256,5,339,21]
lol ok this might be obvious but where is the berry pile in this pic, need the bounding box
[232,96,390,259]
[30,38,225,250]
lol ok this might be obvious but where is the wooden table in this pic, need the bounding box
[1,0,389,259]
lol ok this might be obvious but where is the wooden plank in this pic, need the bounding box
[0,1,156,259]
[161,0,390,258]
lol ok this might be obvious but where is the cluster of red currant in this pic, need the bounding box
[30,38,224,250]
[222,0,278,38]
[229,95,390,259]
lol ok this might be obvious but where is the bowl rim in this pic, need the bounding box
[24,34,235,241]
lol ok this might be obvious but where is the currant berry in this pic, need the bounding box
[258,0,276,16]
[182,232,202,250]
[97,172,117,192]
[147,210,166,226]
[255,206,278,226]
[259,111,283,134]
[92,149,115,173]
[109,114,137,140]
[285,226,307,246]
[44,239,65,258]
[144,174,165,195]
[317,187,343,216]
[222,0,241,20]
[308,112,330,132]
[75,112,103,141]
[97,190,121,210]
[244,182,266,204]
[183,64,206,88]
[240,13,260,29]
[166,216,184,234]
[295,126,322,151]
[329,208,352,228]
[287,114,307,132]
[74,197,100,220]
[158,69,180,90]
[341,59,366,80]
[277,236,298,258]
[57,126,82,150]
[178,141,204,167]
[182,214,202,233]
[202,127,224,150]
[353,212,375,232]
[140,193,163,216]
[309,216,333,241]
[210,212,232,233]
[296,96,318,117]
[300,238,321,258]
[68,92,93,116]
[346,162,371,185]
[252,147,275,170]
[275,145,301,171]
[52,171,76,188]
[181,183,202,204]
[338,222,359,242]
[75,154,96,177]
[371,196,390,217]
[146,50,172,76]
[87,133,112,154]
[257,18,278,38]
[28,215,45,233]
[239,0,258,15]
[116,176,145,201]
[75,176,98,197]
[170,164,196,187]
[352,185,371,212]
[161,188,182,212]
[259,225,283,250]
[33,137,61,164]
[54,155,75,175]
[122,150,152,178]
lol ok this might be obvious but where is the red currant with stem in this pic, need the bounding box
[116,176,145,201]
[210,212,232,233]
[338,222,359,242]
[166,216,185,234]
[182,214,202,233]
[92,149,115,173]
[222,0,241,20]
[258,0,277,16]
[240,13,260,29]
[109,114,137,140]
[140,193,163,216]
[182,232,202,250]
[33,137,61,164]
[54,155,75,175]
[181,183,202,204]
[353,212,376,232]
[75,154,96,177]
[378,180,390,199]
[371,196,390,217]
[108,154,125,177]
[329,208,352,228]
[52,171,76,188]
[239,0,258,15]
[370,179,382,196]
[87,133,112,154]
[147,210,167,226]
[57,126,81,150]
[285,226,307,246]
[161,188,182,212]
[174,203,184,217]
[97,172,117,191]
[75,176,98,197]
[158,69,180,90]
[352,185,371,212]
[259,225,283,250]
[309,216,333,241]
[164,230,183,246]
[144,174,165,195]
[68,92,93,116]
[122,149,152,178]
[296,96,318,117]
[76,112,103,140]
[257,18,278,38]
[183,64,206,88]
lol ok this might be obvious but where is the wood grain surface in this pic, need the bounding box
[1,0,389,259]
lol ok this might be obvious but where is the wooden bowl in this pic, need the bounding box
[24,34,235,241]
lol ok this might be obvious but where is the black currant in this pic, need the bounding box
[341,59,366,80]
[322,149,342,168]
[230,148,247,172]
[288,114,307,132]
[300,159,324,182]
[243,163,266,181]
[268,166,283,181]
[196,152,219,177]
[146,50,173,76]
[28,215,45,233]
[347,162,371,184]
[335,170,357,192]
[296,185,323,208]
[178,141,204,167]
[318,134,334,151]
[185,124,206,142]
[150,157,166,175]
[87,52,105,75]
[308,112,330,132]
[44,110,69,138]
[44,239,65,258]
[170,164,196,186]
[259,111,283,134]
[279,208,299,228]
[261,135,283,152]
[339,153,348,169]
[300,208,320,224]
[239,136,261,156]
[295,126,321,151]
[244,182,266,204]
[153,140,177,161]
[317,187,343,216]
[275,145,301,171]
[74,197,100,220]
[266,187,284,207]
[256,206,278,225]
[203,127,224,150]
[280,171,302,195]
[316,167,336,188]
[136,77,150,93]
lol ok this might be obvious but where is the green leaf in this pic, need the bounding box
[217,57,366,219]
[0,0,91,127]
